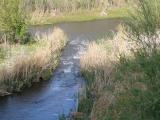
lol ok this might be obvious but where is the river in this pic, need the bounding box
[0,19,120,120]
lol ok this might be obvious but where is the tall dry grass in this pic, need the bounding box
[80,25,131,92]
[0,28,67,93]
[79,0,160,119]
[23,0,127,13]
[26,0,128,24]
[81,25,131,68]
[79,25,133,119]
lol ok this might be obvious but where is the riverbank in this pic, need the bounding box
[78,2,160,118]
[0,28,67,96]
[78,26,125,119]
[30,7,129,26]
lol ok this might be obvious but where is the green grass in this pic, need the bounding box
[101,51,160,120]
[79,38,160,120]
[107,7,129,19]
[78,0,160,119]
[0,41,41,64]
[30,8,129,26]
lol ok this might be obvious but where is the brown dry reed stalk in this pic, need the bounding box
[0,28,67,93]
[80,25,132,94]
[80,25,133,119]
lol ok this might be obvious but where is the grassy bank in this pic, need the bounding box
[30,8,129,25]
[79,26,160,120]
[77,0,160,119]
[0,28,67,96]
[78,26,128,120]
[24,0,128,25]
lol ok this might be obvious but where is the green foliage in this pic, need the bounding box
[0,47,7,60]
[78,94,94,116]
[78,0,160,120]
[127,0,160,35]
[101,51,160,120]
[99,1,160,119]
[81,70,95,87]
[127,0,160,50]
[0,0,28,43]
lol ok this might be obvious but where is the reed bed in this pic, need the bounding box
[23,0,127,13]
[80,25,131,84]
[24,0,128,25]
[80,25,131,71]
[0,28,67,94]
[78,25,139,119]
[79,0,160,118]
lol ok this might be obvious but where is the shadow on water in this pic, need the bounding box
[0,19,121,120]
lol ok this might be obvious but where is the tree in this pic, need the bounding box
[0,0,27,43]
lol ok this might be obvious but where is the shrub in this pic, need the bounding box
[79,0,160,118]
[0,0,28,44]
[99,0,160,119]
[126,0,160,52]
[100,51,160,120]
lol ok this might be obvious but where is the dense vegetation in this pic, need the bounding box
[0,0,67,95]
[1,0,159,119]
[0,0,128,96]
[79,0,160,119]
[23,0,128,25]
[22,0,127,13]
[0,0,28,44]
[0,28,67,93]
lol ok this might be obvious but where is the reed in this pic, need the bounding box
[79,0,160,119]
[23,0,123,13]
[24,0,128,25]
[0,28,67,93]
[79,25,131,119]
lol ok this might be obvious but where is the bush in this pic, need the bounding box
[100,0,160,119]
[101,51,160,120]
[0,0,28,44]
[79,1,160,120]
[127,0,160,52]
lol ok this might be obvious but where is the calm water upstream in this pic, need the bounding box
[0,19,120,120]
